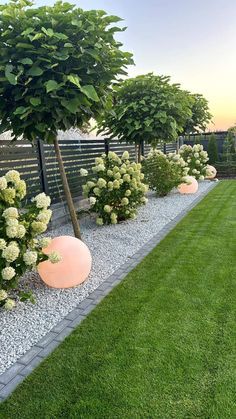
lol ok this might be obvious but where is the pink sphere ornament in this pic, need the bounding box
[205,165,217,179]
[38,236,92,289]
[178,176,198,194]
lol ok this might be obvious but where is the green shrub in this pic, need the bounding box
[82,151,148,225]
[143,150,184,196]
[179,144,209,179]
[207,134,218,164]
[0,170,60,310]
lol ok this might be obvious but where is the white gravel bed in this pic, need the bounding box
[0,181,214,374]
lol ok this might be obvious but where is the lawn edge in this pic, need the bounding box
[0,181,218,402]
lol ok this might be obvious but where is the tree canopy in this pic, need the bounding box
[0,0,133,142]
[183,93,212,134]
[98,73,194,147]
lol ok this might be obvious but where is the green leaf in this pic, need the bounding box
[64,43,73,48]
[5,64,17,85]
[16,43,35,49]
[18,58,33,65]
[45,80,60,93]
[71,19,82,28]
[14,106,28,115]
[80,85,99,102]
[61,98,79,114]
[27,66,44,76]
[67,74,81,88]
[21,27,34,36]
[30,97,41,106]
[42,27,54,37]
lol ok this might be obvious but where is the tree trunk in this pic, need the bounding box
[137,142,142,163]
[135,143,138,163]
[53,136,82,240]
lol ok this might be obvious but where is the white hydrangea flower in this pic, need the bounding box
[23,250,38,266]
[114,172,121,180]
[107,181,114,190]
[104,205,112,213]
[113,180,120,189]
[121,197,129,206]
[195,160,200,165]
[110,213,118,224]
[89,196,96,206]
[96,217,104,226]
[93,187,101,196]
[4,298,16,310]
[199,175,204,180]
[6,226,18,238]
[87,181,95,189]
[37,209,52,224]
[48,251,62,264]
[0,239,7,250]
[125,189,131,197]
[1,188,16,204]
[108,151,117,160]
[80,168,88,177]
[0,289,8,301]
[17,224,26,238]
[5,170,20,184]
[2,244,20,262]
[123,174,131,183]
[107,169,113,177]
[2,266,16,281]
[31,221,47,234]
[32,192,51,209]
[38,237,51,248]
[16,179,27,199]
[0,176,7,190]
[95,157,104,165]
[6,218,18,227]
[122,151,129,160]
[141,197,148,204]
[2,207,19,219]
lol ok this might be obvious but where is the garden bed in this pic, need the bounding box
[0,181,214,374]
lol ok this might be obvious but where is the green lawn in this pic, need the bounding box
[1,180,236,418]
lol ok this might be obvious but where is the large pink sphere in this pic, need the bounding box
[178,176,198,194]
[38,236,92,289]
[205,165,217,179]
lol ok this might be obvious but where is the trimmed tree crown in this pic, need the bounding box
[0,0,133,142]
[99,73,194,146]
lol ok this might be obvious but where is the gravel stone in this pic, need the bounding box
[0,181,214,374]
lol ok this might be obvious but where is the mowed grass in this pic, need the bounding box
[1,180,236,419]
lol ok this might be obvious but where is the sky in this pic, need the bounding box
[8,0,236,130]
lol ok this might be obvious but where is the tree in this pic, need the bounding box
[98,73,193,162]
[207,133,218,164]
[0,0,133,238]
[183,94,212,137]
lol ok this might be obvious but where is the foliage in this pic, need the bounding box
[0,170,60,309]
[0,0,133,143]
[207,133,218,164]
[143,150,184,196]
[179,144,209,179]
[222,127,236,162]
[98,73,193,149]
[81,151,148,224]
[1,182,236,418]
[183,93,212,134]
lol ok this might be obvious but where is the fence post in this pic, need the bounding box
[140,140,145,157]
[37,138,49,195]
[104,138,110,155]
[163,143,167,154]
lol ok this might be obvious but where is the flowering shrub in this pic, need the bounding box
[82,151,148,225]
[0,170,61,310]
[143,150,184,196]
[178,144,209,179]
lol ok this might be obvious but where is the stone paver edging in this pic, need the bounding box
[0,182,217,402]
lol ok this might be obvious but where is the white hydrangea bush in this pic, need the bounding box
[178,144,209,180]
[81,151,148,225]
[0,170,61,310]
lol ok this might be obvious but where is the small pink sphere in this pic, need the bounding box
[38,236,92,289]
[178,176,198,194]
[205,165,217,179]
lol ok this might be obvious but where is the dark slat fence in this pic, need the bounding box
[0,138,177,203]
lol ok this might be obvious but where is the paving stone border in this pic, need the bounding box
[0,182,217,402]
